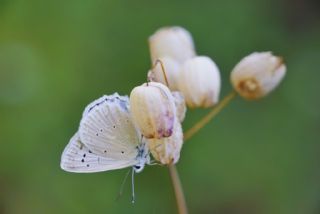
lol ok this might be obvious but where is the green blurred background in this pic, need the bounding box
[0,0,319,213]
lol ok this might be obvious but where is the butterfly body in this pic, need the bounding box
[133,141,150,173]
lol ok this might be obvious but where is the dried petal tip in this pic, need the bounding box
[149,26,196,64]
[178,56,221,108]
[231,52,286,100]
[130,82,176,139]
[148,119,183,165]
[147,57,181,91]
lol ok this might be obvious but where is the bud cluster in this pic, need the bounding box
[148,26,221,109]
[130,81,182,164]
[129,26,286,166]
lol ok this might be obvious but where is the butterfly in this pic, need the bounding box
[60,93,151,175]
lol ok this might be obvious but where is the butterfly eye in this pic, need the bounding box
[134,165,141,170]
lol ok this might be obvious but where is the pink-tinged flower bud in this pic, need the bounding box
[130,82,176,139]
[147,57,181,91]
[149,26,196,64]
[178,56,221,108]
[172,91,186,122]
[147,119,183,165]
[230,52,286,100]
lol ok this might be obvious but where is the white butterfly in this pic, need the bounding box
[60,93,151,174]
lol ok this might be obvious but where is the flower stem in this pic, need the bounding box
[168,91,237,214]
[184,91,237,141]
[169,165,188,214]
[154,59,170,87]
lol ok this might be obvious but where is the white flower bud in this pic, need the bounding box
[130,82,176,139]
[171,91,186,122]
[147,119,183,165]
[149,26,196,64]
[178,56,221,108]
[147,57,181,91]
[230,52,286,100]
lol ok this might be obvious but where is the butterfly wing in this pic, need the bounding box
[61,132,138,173]
[79,94,141,164]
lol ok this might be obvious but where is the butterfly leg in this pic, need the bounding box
[116,169,131,201]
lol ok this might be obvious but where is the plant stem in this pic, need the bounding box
[169,165,188,214]
[168,91,237,214]
[154,59,170,87]
[184,91,237,141]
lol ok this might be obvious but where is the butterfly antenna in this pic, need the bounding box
[116,169,131,201]
[131,168,135,204]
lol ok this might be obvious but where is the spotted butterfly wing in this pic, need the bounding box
[60,93,148,173]
[60,132,140,172]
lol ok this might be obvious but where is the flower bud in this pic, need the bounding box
[172,91,186,122]
[147,119,183,165]
[147,57,181,91]
[130,82,176,139]
[230,52,286,100]
[149,26,196,64]
[178,56,221,108]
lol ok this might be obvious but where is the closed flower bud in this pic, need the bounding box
[130,82,176,139]
[148,119,183,165]
[230,52,286,100]
[149,26,196,64]
[178,56,221,108]
[172,91,186,122]
[147,57,181,91]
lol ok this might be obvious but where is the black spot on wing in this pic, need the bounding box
[88,100,104,112]
[87,97,110,113]
[86,95,129,115]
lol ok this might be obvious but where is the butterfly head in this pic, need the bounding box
[133,154,150,173]
[133,142,151,173]
[133,163,144,173]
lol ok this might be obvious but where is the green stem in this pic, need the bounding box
[169,91,237,214]
[169,165,188,214]
[184,91,237,141]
